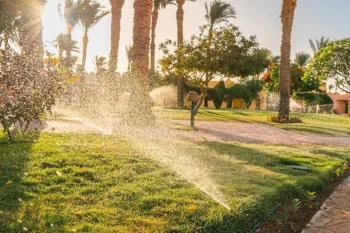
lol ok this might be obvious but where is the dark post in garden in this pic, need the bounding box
[186,91,200,127]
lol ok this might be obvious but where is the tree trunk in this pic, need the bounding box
[278,0,297,120]
[150,6,159,76]
[109,0,125,73]
[81,29,89,70]
[176,0,185,109]
[7,129,13,144]
[128,0,154,125]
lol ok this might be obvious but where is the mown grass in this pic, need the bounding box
[1,131,350,232]
[154,107,350,136]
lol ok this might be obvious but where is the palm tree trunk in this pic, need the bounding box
[66,31,72,65]
[150,6,159,75]
[176,0,185,109]
[127,0,154,125]
[81,29,89,70]
[278,0,297,120]
[109,0,125,73]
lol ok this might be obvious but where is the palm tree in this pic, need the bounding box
[205,0,236,33]
[79,0,109,70]
[279,0,297,120]
[150,0,175,75]
[293,52,310,68]
[125,45,133,72]
[108,0,125,73]
[92,55,108,75]
[130,0,154,124]
[64,0,86,60]
[309,36,330,54]
[204,0,235,79]
[176,0,195,108]
[50,33,80,61]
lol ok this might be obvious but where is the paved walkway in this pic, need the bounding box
[302,177,350,233]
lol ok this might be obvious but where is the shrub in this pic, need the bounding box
[332,109,339,115]
[0,51,65,142]
[268,115,303,124]
[293,92,333,105]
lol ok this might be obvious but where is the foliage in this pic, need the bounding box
[293,52,310,68]
[183,83,224,109]
[79,0,109,31]
[268,115,303,123]
[0,51,65,142]
[160,24,269,86]
[205,0,236,29]
[263,63,321,94]
[243,79,263,96]
[215,81,254,108]
[309,36,330,54]
[292,92,333,105]
[92,55,108,75]
[307,38,350,93]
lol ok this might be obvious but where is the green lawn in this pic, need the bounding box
[154,107,350,136]
[1,132,349,232]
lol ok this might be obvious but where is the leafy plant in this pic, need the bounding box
[268,115,303,124]
[304,191,316,201]
[0,50,65,142]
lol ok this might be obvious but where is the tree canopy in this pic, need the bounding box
[159,24,270,86]
[307,38,350,93]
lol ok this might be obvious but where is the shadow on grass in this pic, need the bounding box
[194,141,346,232]
[0,131,40,232]
[278,124,350,136]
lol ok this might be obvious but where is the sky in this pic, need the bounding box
[42,0,350,74]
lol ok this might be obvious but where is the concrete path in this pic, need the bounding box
[302,177,350,233]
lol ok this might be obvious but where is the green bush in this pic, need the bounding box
[293,92,333,105]
[184,83,224,109]
[215,81,255,109]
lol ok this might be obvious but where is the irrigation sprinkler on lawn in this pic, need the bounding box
[186,91,200,127]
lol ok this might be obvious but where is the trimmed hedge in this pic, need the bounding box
[293,92,333,105]
[215,81,255,108]
[183,83,224,109]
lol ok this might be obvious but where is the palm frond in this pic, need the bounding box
[309,37,330,53]
[79,0,109,31]
[294,52,310,68]
[206,0,236,28]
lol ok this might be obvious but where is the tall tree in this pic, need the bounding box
[64,0,85,62]
[175,0,195,108]
[293,51,310,68]
[79,0,109,70]
[205,0,236,33]
[204,0,235,79]
[151,0,175,76]
[309,36,330,54]
[108,0,125,73]
[278,0,297,120]
[130,0,154,124]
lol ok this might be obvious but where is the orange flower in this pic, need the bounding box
[74,210,83,216]
[187,205,197,212]
[36,176,42,180]
[114,169,118,173]
[6,180,12,185]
